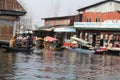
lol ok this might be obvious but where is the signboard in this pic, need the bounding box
[74,22,120,28]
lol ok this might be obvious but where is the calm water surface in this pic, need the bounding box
[0,48,120,80]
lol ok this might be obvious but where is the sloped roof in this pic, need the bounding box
[77,0,120,11]
[0,0,26,12]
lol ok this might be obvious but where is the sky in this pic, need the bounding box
[18,0,105,26]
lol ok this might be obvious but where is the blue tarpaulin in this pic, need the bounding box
[54,27,76,32]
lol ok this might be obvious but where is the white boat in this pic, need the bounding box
[66,47,95,54]
[66,36,95,54]
[71,36,91,47]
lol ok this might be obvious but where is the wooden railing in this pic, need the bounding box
[0,0,25,12]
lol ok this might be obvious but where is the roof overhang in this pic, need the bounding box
[76,27,120,31]
[42,15,77,20]
[37,26,54,31]
[34,25,76,32]
[74,22,120,31]
[0,9,26,16]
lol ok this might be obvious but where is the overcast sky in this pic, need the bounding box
[18,0,105,26]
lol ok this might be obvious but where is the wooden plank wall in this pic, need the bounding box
[0,19,14,41]
[0,26,13,41]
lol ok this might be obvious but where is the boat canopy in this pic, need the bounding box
[71,36,91,46]
[44,36,58,42]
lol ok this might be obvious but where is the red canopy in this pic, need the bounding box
[44,36,58,42]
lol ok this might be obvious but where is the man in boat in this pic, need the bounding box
[55,41,62,49]
[46,41,50,49]
[15,35,23,48]
[22,36,33,48]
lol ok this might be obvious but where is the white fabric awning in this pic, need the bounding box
[54,27,76,32]
[39,27,54,31]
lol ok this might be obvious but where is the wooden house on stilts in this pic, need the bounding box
[0,0,26,46]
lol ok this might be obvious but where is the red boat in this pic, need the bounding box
[95,47,107,54]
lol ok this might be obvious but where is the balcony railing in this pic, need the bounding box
[0,0,25,12]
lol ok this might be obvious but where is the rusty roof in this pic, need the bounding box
[0,0,26,12]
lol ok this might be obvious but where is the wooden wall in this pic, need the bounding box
[0,19,14,41]
[0,26,13,41]
[44,15,79,26]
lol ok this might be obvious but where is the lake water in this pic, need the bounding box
[0,48,120,80]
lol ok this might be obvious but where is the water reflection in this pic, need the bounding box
[0,48,120,80]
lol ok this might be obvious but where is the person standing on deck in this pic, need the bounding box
[9,36,16,47]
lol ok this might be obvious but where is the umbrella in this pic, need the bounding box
[44,36,58,42]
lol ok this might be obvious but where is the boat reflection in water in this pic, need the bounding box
[0,48,120,80]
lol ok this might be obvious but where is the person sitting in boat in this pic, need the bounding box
[35,37,44,49]
[15,35,23,48]
[46,41,50,49]
[22,36,33,48]
[21,36,27,47]
[55,41,62,49]
[43,41,46,49]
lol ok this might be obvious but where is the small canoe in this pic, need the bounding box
[2,46,34,52]
[66,47,95,54]
[95,49,107,54]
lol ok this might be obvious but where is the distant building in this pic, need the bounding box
[0,0,26,45]
[41,15,78,42]
[77,0,120,22]
[75,0,120,47]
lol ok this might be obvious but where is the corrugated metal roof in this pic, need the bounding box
[77,0,120,11]
[0,0,26,12]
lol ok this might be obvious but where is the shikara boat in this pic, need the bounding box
[66,47,95,54]
[66,36,95,54]
[2,46,34,52]
[107,47,120,55]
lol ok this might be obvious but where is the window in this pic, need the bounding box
[87,18,91,22]
[47,20,51,26]
[55,20,59,25]
[96,18,100,22]
[64,19,67,25]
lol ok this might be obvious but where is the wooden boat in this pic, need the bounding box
[2,46,34,52]
[107,47,120,55]
[66,47,95,54]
